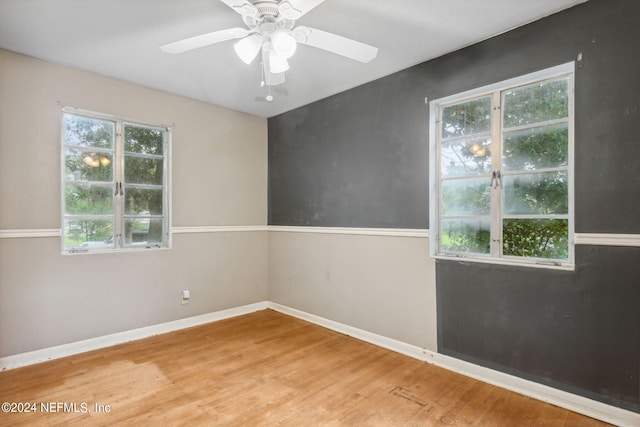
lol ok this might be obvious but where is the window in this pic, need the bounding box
[62,108,170,253]
[430,63,574,268]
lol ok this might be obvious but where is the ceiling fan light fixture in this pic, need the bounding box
[269,49,289,73]
[271,30,297,59]
[234,34,262,64]
[161,0,379,94]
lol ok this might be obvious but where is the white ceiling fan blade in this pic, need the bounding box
[160,27,249,54]
[278,0,325,20]
[292,26,378,63]
[219,0,258,17]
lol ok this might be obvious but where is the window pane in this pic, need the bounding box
[124,188,163,215]
[441,97,491,139]
[124,156,163,185]
[503,122,568,171]
[442,178,491,216]
[64,114,114,149]
[124,218,164,246]
[125,125,164,155]
[65,149,113,182]
[503,78,568,128]
[65,184,113,215]
[503,219,568,259]
[63,219,114,249]
[503,171,568,215]
[441,137,492,178]
[441,219,491,254]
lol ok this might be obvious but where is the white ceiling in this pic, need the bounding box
[0,0,587,118]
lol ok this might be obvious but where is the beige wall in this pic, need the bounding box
[0,49,269,356]
[0,49,267,229]
[268,231,437,351]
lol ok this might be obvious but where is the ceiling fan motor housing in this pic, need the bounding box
[253,1,280,17]
[243,1,296,35]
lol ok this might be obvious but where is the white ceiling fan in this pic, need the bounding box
[160,0,378,88]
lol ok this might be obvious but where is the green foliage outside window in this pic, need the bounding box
[441,220,491,254]
[503,219,569,259]
[503,124,568,171]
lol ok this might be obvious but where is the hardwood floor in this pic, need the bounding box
[0,309,608,426]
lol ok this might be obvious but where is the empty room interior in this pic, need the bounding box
[0,0,639,425]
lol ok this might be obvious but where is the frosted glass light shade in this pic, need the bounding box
[269,49,289,73]
[271,30,297,59]
[234,34,262,64]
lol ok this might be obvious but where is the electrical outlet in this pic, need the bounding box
[181,289,190,305]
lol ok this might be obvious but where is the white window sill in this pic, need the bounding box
[62,246,171,256]
[433,254,575,271]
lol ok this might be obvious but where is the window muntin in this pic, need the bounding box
[431,64,574,267]
[62,110,170,252]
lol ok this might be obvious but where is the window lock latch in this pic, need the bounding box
[491,171,502,189]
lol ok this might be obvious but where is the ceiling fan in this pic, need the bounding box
[160,0,378,88]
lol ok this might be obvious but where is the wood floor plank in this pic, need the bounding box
[0,309,611,426]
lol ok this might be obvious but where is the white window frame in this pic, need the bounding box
[429,63,575,269]
[61,107,172,254]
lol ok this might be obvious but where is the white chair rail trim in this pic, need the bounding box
[0,229,60,239]
[2,227,640,247]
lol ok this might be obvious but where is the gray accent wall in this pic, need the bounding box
[437,245,640,411]
[268,71,430,228]
[268,0,640,413]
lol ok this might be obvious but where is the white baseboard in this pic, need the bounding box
[1,301,637,426]
[267,302,427,360]
[0,301,269,371]
[267,302,640,427]
[424,351,639,427]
